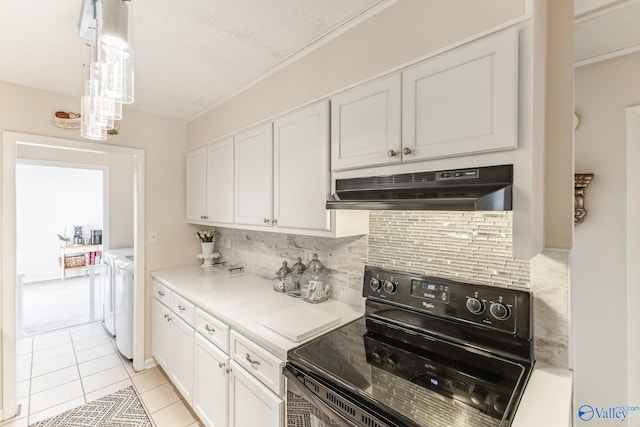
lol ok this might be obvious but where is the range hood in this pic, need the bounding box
[326,164,513,211]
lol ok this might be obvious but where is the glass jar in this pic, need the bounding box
[299,254,329,303]
[272,261,291,293]
[284,257,306,296]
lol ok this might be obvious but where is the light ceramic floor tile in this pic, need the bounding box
[16,338,32,355]
[29,379,83,413]
[32,343,74,364]
[32,331,71,352]
[16,364,31,383]
[31,353,76,378]
[0,416,29,427]
[152,400,197,427]
[16,353,31,368]
[131,367,169,393]
[187,422,204,427]
[74,342,116,363]
[85,378,133,403]
[81,364,129,393]
[123,360,138,377]
[140,382,181,413]
[27,396,85,425]
[16,380,30,399]
[30,366,79,394]
[72,332,112,351]
[17,396,29,417]
[78,352,122,378]
[69,323,106,341]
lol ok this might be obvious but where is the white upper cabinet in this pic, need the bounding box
[234,123,273,227]
[402,29,518,161]
[273,102,330,232]
[186,146,207,222]
[206,137,234,224]
[330,74,402,171]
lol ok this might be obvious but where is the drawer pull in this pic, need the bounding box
[178,305,186,311]
[218,362,225,369]
[245,353,261,367]
[164,314,172,322]
[226,367,232,374]
[157,291,165,297]
[205,324,216,334]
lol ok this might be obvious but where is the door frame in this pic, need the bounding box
[625,106,640,405]
[1,131,146,419]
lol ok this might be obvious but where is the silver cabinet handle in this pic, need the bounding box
[164,314,172,322]
[245,353,261,367]
[387,149,397,157]
[178,305,186,311]
[205,324,215,334]
[225,367,232,374]
[403,147,412,155]
[263,218,270,224]
[157,291,165,297]
[218,361,225,368]
[272,219,278,225]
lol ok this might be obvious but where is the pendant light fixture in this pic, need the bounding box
[79,0,134,140]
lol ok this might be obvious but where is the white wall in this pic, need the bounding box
[16,164,103,282]
[574,51,640,416]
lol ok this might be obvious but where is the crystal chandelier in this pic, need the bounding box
[80,0,134,140]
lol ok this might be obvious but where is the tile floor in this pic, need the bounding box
[1,321,203,427]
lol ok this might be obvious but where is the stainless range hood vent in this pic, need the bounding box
[326,164,513,211]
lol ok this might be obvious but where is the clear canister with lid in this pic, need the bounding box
[272,261,291,293]
[284,257,306,296]
[299,253,330,303]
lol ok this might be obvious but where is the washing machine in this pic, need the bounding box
[102,248,134,336]
[114,255,135,359]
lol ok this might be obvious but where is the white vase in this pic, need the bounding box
[201,242,214,254]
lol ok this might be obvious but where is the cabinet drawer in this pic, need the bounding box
[195,308,229,353]
[153,281,171,306]
[230,331,284,396]
[171,293,195,327]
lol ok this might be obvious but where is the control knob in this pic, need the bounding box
[466,297,485,314]
[369,278,382,291]
[489,302,511,320]
[383,280,398,294]
[469,386,486,407]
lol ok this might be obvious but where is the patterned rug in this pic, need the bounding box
[29,386,152,427]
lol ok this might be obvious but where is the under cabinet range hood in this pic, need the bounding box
[326,164,513,211]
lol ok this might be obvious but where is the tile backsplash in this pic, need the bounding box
[213,211,570,368]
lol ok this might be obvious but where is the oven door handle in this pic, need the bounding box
[284,365,358,427]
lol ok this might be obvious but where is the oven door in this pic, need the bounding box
[285,363,402,427]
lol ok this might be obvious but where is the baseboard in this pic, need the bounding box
[144,358,157,370]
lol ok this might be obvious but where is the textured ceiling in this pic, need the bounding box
[0,0,387,120]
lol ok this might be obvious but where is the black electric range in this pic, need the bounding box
[285,266,533,427]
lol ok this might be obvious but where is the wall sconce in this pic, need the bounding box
[575,173,594,224]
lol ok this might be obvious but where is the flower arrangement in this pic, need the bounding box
[196,230,216,242]
[57,233,71,244]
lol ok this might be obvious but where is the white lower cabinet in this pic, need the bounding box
[170,315,195,404]
[229,361,284,427]
[152,288,286,427]
[194,333,230,427]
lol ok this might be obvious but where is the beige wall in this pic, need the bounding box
[0,81,196,383]
[188,0,526,146]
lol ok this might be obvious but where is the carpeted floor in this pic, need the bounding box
[28,386,151,427]
[22,275,102,335]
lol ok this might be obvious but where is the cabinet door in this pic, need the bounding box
[234,124,273,227]
[330,73,402,171]
[274,101,329,232]
[170,315,195,404]
[193,334,229,427]
[207,137,234,224]
[402,29,518,161]
[151,299,171,373]
[187,146,208,221]
[229,361,283,427]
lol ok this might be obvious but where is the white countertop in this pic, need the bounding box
[512,362,573,427]
[150,265,364,360]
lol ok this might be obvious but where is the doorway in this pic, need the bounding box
[2,131,146,419]
[16,162,105,336]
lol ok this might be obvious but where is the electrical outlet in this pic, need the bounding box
[148,231,158,244]
[225,237,231,249]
